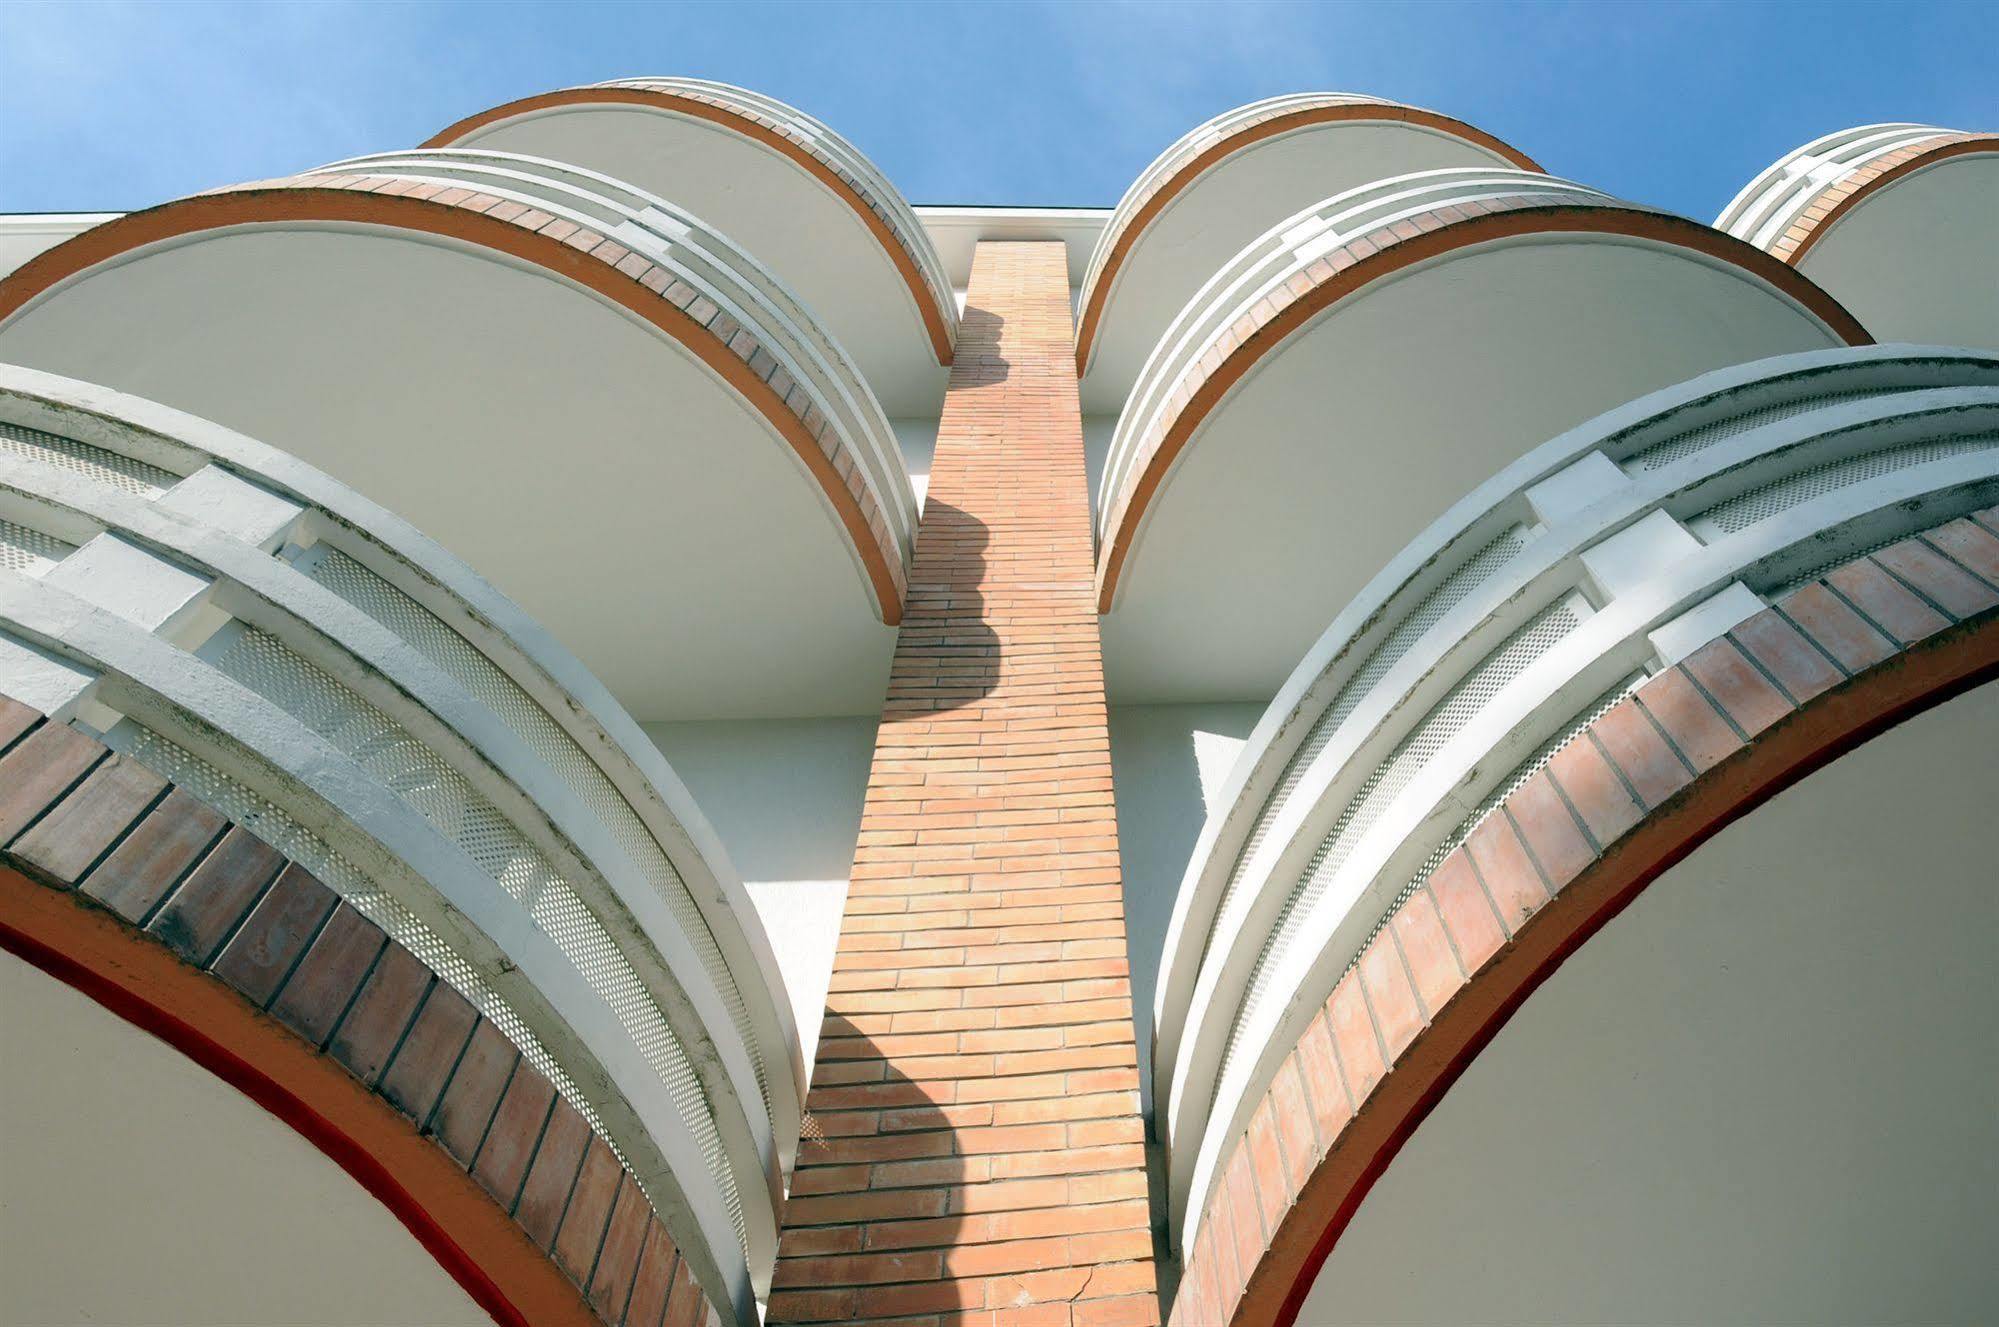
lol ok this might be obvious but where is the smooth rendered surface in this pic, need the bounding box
[1299,681,1999,1324]
[0,950,496,1327]
[0,228,897,720]
[1101,239,1846,705]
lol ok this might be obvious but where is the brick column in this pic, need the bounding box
[770,243,1161,1327]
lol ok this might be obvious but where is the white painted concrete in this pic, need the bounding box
[1108,702,1263,1114]
[452,107,949,417]
[645,715,879,1075]
[1799,154,1999,350]
[1102,237,1843,705]
[0,227,898,721]
[1302,681,1999,1324]
[0,951,496,1327]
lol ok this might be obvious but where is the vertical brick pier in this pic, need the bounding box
[770,243,1161,1327]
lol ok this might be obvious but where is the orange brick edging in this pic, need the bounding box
[1166,509,1999,1327]
[0,178,908,626]
[424,84,957,368]
[0,707,722,1327]
[1092,197,1872,614]
[769,243,1161,1327]
[1073,97,1542,378]
[1767,134,1998,265]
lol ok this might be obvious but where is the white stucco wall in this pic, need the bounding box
[1302,679,1999,1323]
[0,951,494,1326]
[644,716,879,1072]
[1108,702,1264,1116]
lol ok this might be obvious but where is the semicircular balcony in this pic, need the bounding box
[1075,94,1541,413]
[0,364,807,1319]
[1148,343,1999,1245]
[424,76,957,415]
[0,152,916,722]
[1095,166,1871,708]
[1716,123,1998,349]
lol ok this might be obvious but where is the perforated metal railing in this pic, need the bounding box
[1154,346,1999,1246]
[1715,123,1962,252]
[305,148,918,567]
[1096,168,1618,547]
[0,365,797,1310]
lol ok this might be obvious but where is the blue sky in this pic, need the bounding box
[2,0,1992,221]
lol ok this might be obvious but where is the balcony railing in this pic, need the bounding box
[0,364,805,1312]
[1150,345,1999,1244]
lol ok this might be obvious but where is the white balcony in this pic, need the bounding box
[425,77,957,416]
[0,153,915,721]
[1076,94,1540,413]
[0,365,810,1317]
[1148,345,1999,1243]
[1094,167,1867,707]
[1718,123,1997,348]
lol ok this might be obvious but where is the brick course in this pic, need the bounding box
[0,710,724,1327]
[1763,134,1997,264]
[770,242,1161,1327]
[1164,509,1999,1327]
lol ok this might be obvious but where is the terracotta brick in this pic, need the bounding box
[591,1175,654,1321]
[1779,581,1895,673]
[1463,815,1548,936]
[8,752,165,885]
[1290,1009,1353,1145]
[516,1095,594,1249]
[0,721,104,843]
[1358,930,1424,1065]
[0,697,38,752]
[555,1135,625,1287]
[624,1219,680,1327]
[211,863,338,1006]
[378,979,479,1124]
[1388,887,1465,1017]
[1326,971,1385,1106]
[1683,637,1794,738]
[1923,518,1999,585]
[1729,610,1842,705]
[472,1059,557,1210]
[1873,537,1998,620]
[1503,771,1595,891]
[432,1017,520,1169]
[1826,558,1950,644]
[148,826,285,964]
[1635,668,1740,774]
[1589,698,1691,810]
[328,941,431,1085]
[269,902,387,1049]
[79,788,228,923]
[1425,851,1506,977]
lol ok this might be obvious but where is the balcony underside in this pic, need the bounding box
[0,224,898,721]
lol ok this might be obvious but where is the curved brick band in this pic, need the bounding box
[425,84,958,367]
[0,707,724,1327]
[1764,133,1998,265]
[1073,97,1543,377]
[1166,508,1999,1327]
[1093,198,1874,613]
[0,176,909,625]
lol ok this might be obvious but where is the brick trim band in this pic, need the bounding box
[424,85,957,367]
[1074,98,1542,378]
[1093,199,1873,613]
[768,243,1161,1327]
[1766,134,1998,265]
[0,178,908,625]
[0,708,722,1327]
[1165,509,1999,1327]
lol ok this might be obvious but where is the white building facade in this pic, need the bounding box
[0,85,1993,1327]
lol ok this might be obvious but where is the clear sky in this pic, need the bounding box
[2,0,1992,222]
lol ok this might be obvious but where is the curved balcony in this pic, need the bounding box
[1094,167,1870,706]
[0,364,809,1317]
[1717,123,1998,349]
[1151,345,1999,1243]
[425,76,956,414]
[0,154,914,720]
[1075,94,1540,412]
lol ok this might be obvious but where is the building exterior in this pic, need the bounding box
[0,83,1992,1327]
